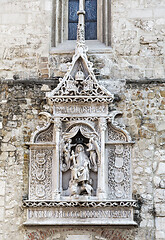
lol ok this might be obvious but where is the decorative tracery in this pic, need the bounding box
[24,0,136,226]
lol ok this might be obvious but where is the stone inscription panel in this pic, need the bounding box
[53,103,108,116]
[25,207,134,225]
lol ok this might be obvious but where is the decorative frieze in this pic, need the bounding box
[23,200,138,208]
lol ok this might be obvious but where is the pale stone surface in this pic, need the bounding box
[1,143,16,152]
[0,181,5,196]
[0,197,4,207]
[0,207,4,221]
[41,84,51,91]
[157,163,165,175]
[66,235,92,240]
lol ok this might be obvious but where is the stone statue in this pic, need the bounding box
[69,144,93,196]
[70,150,78,181]
[63,139,72,168]
[86,137,100,171]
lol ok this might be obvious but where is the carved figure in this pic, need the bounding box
[69,180,79,196]
[86,137,100,170]
[70,150,78,166]
[69,144,93,196]
[63,139,72,168]
[66,76,78,95]
[70,150,79,181]
[83,76,93,92]
[81,182,93,196]
[75,144,90,169]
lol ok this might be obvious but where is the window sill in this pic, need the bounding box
[50,40,112,55]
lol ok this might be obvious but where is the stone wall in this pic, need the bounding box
[0,0,165,81]
[0,0,165,239]
[0,79,165,239]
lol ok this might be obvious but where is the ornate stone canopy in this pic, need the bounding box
[24,0,137,226]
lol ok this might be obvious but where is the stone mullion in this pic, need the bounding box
[54,0,59,47]
[108,0,111,46]
[97,0,104,42]
[104,0,108,46]
[60,0,64,43]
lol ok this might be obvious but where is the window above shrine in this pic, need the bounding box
[68,0,97,40]
[51,0,111,52]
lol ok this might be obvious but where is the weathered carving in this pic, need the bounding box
[99,118,107,132]
[54,104,108,116]
[108,145,131,200]
[25,0,135,227]
[30,149,53,200]
[61,123,100,197]
[69,144,92,196]
[35,124,53,143]
[23,200,138,208]
[107,123,127,142]
[28,208,132,219]
[86,137,100,169]
[49,71,113,103]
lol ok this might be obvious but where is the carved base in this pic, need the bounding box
[24,206,137,226]
[23,200,138,226]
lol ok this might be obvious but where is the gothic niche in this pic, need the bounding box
[61,124,100,198]
[23,0,137,226]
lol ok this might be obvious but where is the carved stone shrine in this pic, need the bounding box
[23,0,137,226]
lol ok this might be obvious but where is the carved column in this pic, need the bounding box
[97,117,107,199]
[52,118,61,199]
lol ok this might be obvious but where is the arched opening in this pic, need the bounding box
[62,124,98,196]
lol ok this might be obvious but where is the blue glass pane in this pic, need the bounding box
[68,22,77,40]
[68,0,97,40]
[85,0,97,22]
[68,0,79,22]
[85,22,97,40]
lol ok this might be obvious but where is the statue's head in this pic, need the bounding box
[75,144,84,153]
[67,139,72,144]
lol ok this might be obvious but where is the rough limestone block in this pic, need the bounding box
[1,143,16,152]
[157,163,165,175]
[128,9,153,18]
[0,208,4,221]
[0,181,5,196]
[0,197,4,207]
[156,217,165,232]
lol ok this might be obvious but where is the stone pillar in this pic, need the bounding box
[52,118,61,199]
[97,118,107,199]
